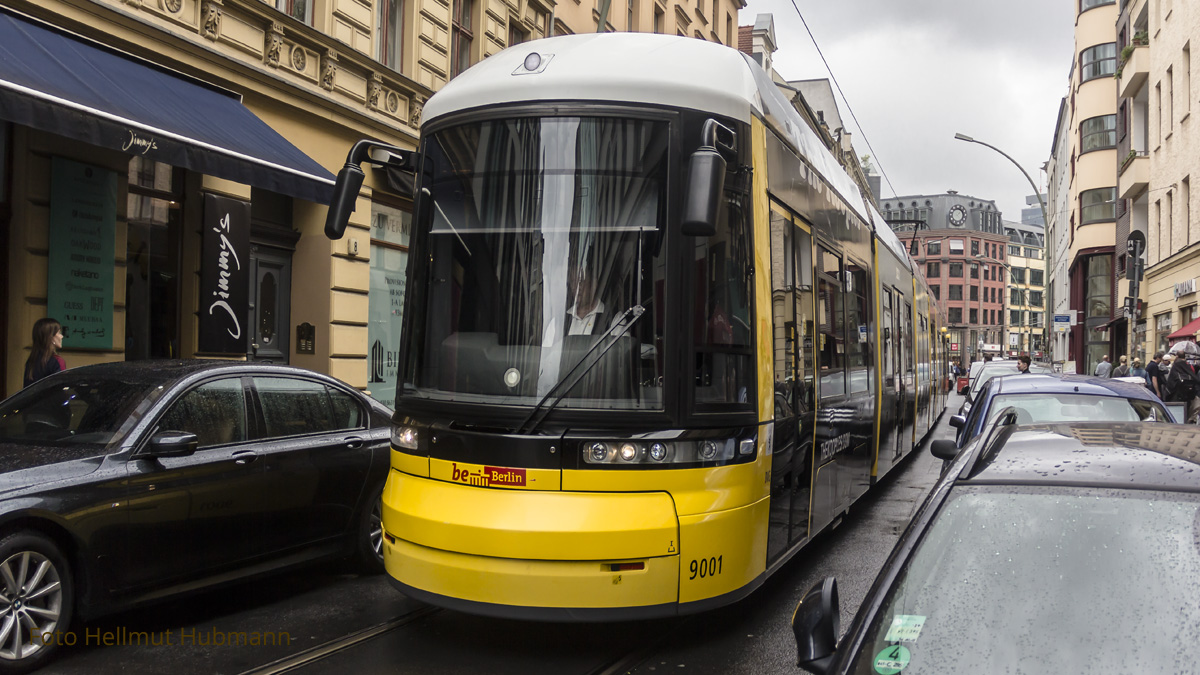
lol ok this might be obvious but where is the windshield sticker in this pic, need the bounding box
[884,614,926,642]
[873,645,911,674]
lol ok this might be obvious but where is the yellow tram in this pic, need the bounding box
[323,33,947,620]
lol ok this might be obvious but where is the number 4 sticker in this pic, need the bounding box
[873,645,911,674]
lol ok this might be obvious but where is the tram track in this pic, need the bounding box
[238,605,443,675]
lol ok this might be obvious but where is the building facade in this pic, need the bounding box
[1120,0,1200,357]
[1045,0,1120,375]
[1,0,745,398]
[883,192,1008,365]
[1003,219,1047,358]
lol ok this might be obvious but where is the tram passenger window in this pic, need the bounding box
[817,246,845,398]
[844,262,872,394]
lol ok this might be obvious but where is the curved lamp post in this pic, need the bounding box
[955,132,1052,360]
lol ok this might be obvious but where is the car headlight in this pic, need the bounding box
[581,436,751,465]
[392,425,418,450]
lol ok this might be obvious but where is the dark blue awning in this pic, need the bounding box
[0,7,335,204]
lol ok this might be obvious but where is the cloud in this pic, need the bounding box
[741,0,1075,219]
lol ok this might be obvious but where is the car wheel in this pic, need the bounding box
[353,482,386,575]
[0,532,73,675]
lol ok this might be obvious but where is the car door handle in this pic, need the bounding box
[343,436,364,449]
[232,450,259,465]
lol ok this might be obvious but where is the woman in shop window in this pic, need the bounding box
[23,317,66,388]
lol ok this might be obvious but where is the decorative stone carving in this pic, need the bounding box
[367,73,383,111]
[161,0,182,12]
[321,49,337,91]
[201,0,222,41]
[123,0,142,8]
[291,46,307,72]
[386,92,400,113]
[265,22,285,68]
[410,95,426,128]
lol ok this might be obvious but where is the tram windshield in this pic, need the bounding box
[402,117,669,411]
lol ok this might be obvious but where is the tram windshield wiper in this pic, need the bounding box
[516,303,646,435]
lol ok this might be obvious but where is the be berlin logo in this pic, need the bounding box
[35,626,293,647]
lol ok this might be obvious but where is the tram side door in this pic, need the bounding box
[766,207,816,562]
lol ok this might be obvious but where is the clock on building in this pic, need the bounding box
[948,204,967,227]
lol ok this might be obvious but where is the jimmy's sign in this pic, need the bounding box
[199,194,250,354]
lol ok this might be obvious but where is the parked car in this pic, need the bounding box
[0,360,393,673]
[791,418,1200,674]
[951,373,1174,446]
[958,359,1053,416]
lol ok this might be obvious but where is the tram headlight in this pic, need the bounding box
[588,442,610,463]
[581,435,750,465]
[392,425,418,450]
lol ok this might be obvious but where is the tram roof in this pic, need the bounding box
[424,33,910,269]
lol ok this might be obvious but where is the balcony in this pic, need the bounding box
[1118,45,1149,99]
[1119,152,1149,199]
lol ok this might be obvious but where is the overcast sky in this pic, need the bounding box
[739,0,1076,223]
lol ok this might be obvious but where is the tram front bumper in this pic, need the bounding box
[381,470,681,615]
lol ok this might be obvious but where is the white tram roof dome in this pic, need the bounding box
[423,33,763,124]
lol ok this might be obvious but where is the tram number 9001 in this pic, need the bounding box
[689,556,723,580]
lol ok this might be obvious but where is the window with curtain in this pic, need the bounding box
[1081,115,1117,152]
[1081,187,1117,224]
[1081,43,1117,82]
[376,0,404,70]
[451,0,474,78]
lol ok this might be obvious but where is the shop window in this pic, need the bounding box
[125,157,183,360]
[368,198,413,410]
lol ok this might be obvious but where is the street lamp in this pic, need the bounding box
[977,254,1030,358]
[954,133,1052,359]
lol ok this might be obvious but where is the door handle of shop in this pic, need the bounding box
[344,436,364,449]
[232,450,259,465]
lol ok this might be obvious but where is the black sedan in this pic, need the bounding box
[0,360,392,673]
[791,418,1200,674]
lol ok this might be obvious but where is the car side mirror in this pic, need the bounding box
[792,576,839,674]
[948,414,967,429]
[145,431,198,458]
[930,439,959,461]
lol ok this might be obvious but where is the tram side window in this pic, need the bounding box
[693,168,753,407]
[844,261,872,394]
[817,246,845,398]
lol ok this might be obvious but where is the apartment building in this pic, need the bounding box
[882,193,1009,365]
[1121,0,1200,356]
[1045,0,1119,375]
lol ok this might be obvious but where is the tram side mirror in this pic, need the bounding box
[681,119,736,237]
[324,163,365,240]
[325,140,419,240]
[792,576,840,674]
